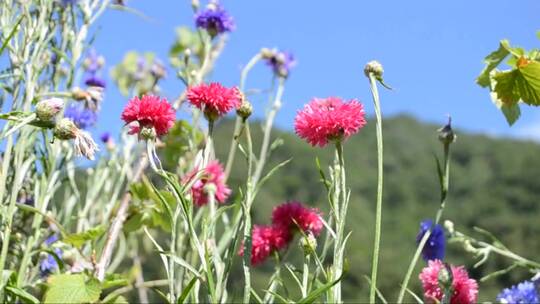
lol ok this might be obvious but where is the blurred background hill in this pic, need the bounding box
[209,114,540,302]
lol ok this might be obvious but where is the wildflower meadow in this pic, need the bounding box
[0,0,539,303]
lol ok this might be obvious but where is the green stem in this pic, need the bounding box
[368,73,384,304]
[396,144,451,303]
[242,122,255,303]
[224,53,261,181]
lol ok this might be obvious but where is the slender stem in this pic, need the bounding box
[302,254,310,298]
[224,53,261,181]
[331,142,346,303]
[368,73,384,304]
[101,279,168,303]
[242,122,255,303]
[396,143,451,303]
[252,77,285,184]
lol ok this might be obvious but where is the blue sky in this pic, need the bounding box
[92,0,540,140]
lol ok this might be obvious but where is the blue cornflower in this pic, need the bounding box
[416,219,445,262]
[264,50,296,78]
[85,75,106,88]
[497,280,539,303]
[100,132,111,143]
[64,104,97,129]
[195,3,235,37]
[40,235,62,277]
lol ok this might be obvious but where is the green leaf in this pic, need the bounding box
[0,15,24,55]
[297,269,347,304]
[64,225,106,247]
[44,274,101,304]
[500,103,521,126]
[5,286,39,304]
[477,40,511,87]
[177,277,197,304]
[101,273,129,290]
[104,295,129,304]
[493,61,540,106]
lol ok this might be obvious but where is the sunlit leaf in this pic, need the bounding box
[44,274,101,304]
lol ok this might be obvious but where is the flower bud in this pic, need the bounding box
[54,118,78,140]
[139,126,157,140]
[300,232,317,255]
[35,98,64,121]
[438,116,456,145]
[364,60,384,78]
[260,47,275,59]
[438,263,453,290]
[71,87,88,101]
[236,99,253,120]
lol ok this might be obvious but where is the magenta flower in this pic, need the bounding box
[419,259,478,304]
[294,97,366,147]
[121,95,175,137]
[271,201,323,236]
[187,82,242,121]
[183,160,231,207]
[239,225,292,265]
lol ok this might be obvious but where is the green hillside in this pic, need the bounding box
[212,114,540,302]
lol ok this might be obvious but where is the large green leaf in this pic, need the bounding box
[44,274,102,304]
[493,61,540,106]
[64,225,106,247]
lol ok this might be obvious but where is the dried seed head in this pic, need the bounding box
[54,118,78,140]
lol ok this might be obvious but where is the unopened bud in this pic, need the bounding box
[236,99,253,120]
[300,233,317,255]
[140,126,157,140]
[364,60,384,79]
[438,263,453,289]
[260,48,275,59]
[438,116,456,145]
[54,118,78,140]
[36,98,64,121]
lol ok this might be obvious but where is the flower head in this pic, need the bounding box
[183,160,231,207]
[35,98,64,121]
[100,132,111,143]
[64,104,97,129]
[262,48,296,78]
[496,280,539,304]
[54,118,99,160]
[294,97,366,147]
[195,2,235,37]
[417,219,446,262]
[239,225,292,265]
[121,95,175,137]
[419,259,478,304]
[83,49,105,74]
[271,201,323,236]
[187,83,242,121]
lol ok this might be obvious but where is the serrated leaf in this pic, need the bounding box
[44,274,101,304]
[493,61,540,106]
[477,40,511,87]
[64,225,106,247]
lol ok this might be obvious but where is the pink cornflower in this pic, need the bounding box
[183,160,231,207]
[121,95,175,137]
[294,97,366,147]
[239,225,292,265]
[186,82,242,120]
[271,201,323,236]
[419,259,478,304]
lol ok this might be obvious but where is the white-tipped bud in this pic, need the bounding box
[364,60,384,78]
[236,99,253,120]
[139,126,157,140]
[36,98,64,121]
